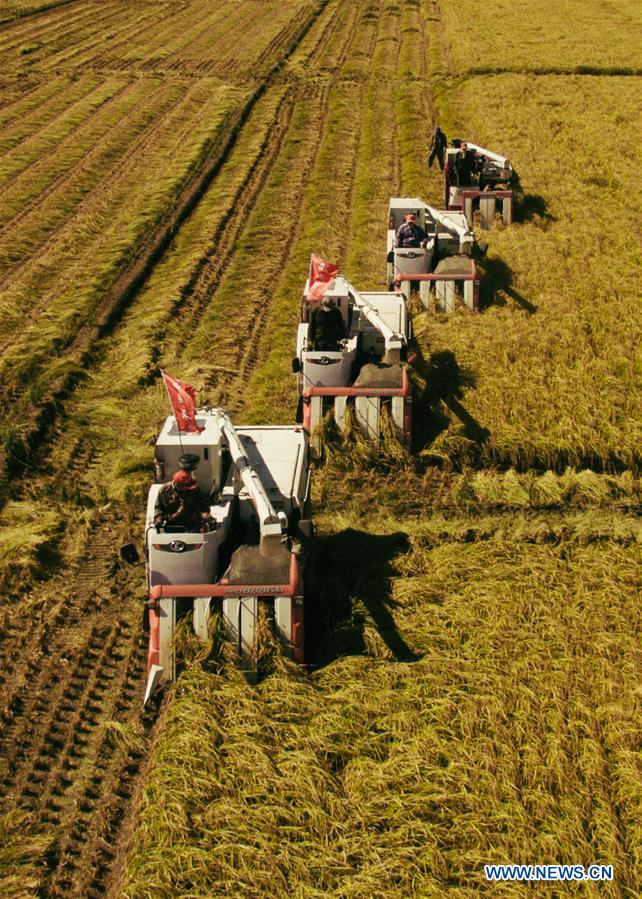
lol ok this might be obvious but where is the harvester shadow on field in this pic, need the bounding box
[512,172,556,226]
[410,346,490,452]
[307,529,421,667]
[476,254,538,313]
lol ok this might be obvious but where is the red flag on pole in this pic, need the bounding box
[307,254,338,301]
[161,370,204,433]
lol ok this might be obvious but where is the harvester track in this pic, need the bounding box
[163,88,297,356]
[0,525,152,898]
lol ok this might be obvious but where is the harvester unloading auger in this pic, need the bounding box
[444,140,516,227]
[387,197,480,313]
[293,274,412,447]
[144,407,313,703]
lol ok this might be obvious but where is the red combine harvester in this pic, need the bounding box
[144,407,314,703]
[387,197,480,313]
[293,273,412,447]
[444,140,516,227]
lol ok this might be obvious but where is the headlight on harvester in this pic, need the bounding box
[152,542,203,553]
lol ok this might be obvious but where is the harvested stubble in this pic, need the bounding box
[0,810,51,898]
[123,522,641,898]
[0,0,321,79]
[0,77,249,444]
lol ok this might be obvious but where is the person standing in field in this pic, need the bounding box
[454,142,477,186]
[309,296,346,351]
[428,126,447,171]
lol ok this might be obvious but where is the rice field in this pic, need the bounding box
[0,0,640,896]
[122,525,641,898]
[436,0,642,74]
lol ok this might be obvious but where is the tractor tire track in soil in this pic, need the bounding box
[156,89,296,360]
[0,522,154,899]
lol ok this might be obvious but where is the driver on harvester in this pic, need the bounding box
[308,296,347,352]
[154,455,212,530]
[395,212,427,248]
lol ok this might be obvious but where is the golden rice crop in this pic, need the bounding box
[421,73,642,471]
[0,1,639,894]
[123,520,641,898]
[437,0,642,74]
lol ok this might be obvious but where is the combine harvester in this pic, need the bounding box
[293,271,412,447]
[144,404,314,703]
[387,197,480,313]
[444,140,516,227]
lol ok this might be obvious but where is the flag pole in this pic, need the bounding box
[161,369,184,454]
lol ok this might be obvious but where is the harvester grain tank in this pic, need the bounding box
[144,408,313,702]
[387,197,479,312]
[293,275,412,446]
[444,140,515,226]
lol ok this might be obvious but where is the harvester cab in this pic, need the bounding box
[387,197,479,313]
[444,140,515,226]
[294,275,412,446]
[144,408,313,703]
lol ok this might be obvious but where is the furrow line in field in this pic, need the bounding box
[0,0,81,28]
[58,1,217,76]
[0,0,122,56]
[156,90,296,359]
[0,74,105,161]
[0,78,188,298]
